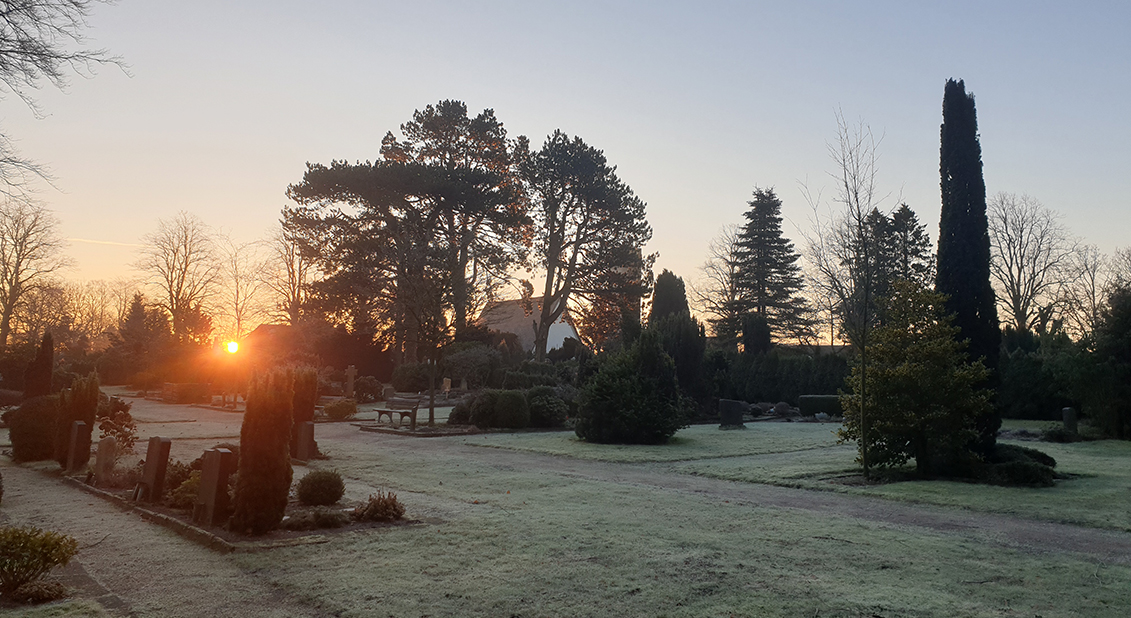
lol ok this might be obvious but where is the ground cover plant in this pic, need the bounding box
[0,526,78,599]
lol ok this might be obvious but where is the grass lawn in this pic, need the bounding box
[239,439,1131,618]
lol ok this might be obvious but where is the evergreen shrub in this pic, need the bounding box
[7,396,58,462]
[166,471,201,509]
[353,376,382,403]
[297,469,345,506]
[798,395,842,417]
[448,395,473,425]
[493,390,530,429]
[470,390,501,429]
[0,526,78,595]
[54,373,100,469]
[22,334,53,399]
[575,330,691,445]
[282,508,348,530]
[526,386,568,428]
[291,368,319,456]
[444,345,500,390]
[391,363,430,392]
[323,398,357,420]
[230,370,294,535]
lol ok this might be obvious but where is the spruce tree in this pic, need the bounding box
[937,78,1001,456]
[649,269,690,325]
[734,187,810,342]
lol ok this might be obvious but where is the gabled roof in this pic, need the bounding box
[476,299,579,353]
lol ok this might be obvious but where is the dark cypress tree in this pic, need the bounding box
[649,269,690,325]
[231,370,294,535]
[24,332,54,398]
[735,187,810,342]
[937,78,1001,455]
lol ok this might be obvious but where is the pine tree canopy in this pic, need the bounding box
[734,187,810,342]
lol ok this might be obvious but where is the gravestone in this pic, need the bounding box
[66,421,92,473]
[295,421,316,461]
[442,377,452,393]
[383,385,397,401]
[345,365,357,399]
[193,448,235,527]
[1063,407,1078,434]
[135,436,172,503]
[718,399,746,429]
[459,377,468,391]
[94,436,117,485]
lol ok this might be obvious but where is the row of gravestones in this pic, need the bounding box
[78,421,319,528]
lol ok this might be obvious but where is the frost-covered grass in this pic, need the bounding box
[463,421,842,462]
[238,446,1131,618]
[0,599,112,617]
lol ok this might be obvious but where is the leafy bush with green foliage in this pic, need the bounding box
[55,373,100,469]
[493,390,530,429]
[575,330,691,445]
[231,370,294,535]
[997,328,1076,420]
[282,508,349,530]
[391,362,430,393]
[6,396,58,462]
[163,460,195,501]
[323,398,357,420]
[839,283,991,476]
[353,375,382,403]
[352,490,405,522]
[0,526,78,595]
[166,471,201,509]
[470,390,501,429]
[297,469,345,506]
[444,345,501,390]
[96,395,137,453]
[448,395,473,425]
[525,386,568,428]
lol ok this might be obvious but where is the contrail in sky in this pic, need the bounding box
[67,238,144,247]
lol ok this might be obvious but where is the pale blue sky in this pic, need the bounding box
[6,1,1129,285]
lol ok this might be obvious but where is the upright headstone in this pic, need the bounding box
[295,421,316,461]
[718,399,746,429]
[135,436,172,503]
[442,377,452,393]
[345,365,357,399]
[94,436,117,485]
[459,377,468,391]
[66,421,92,473]
[193,448,235,526]
[1063,407,1078,434]
[383,385,397,401]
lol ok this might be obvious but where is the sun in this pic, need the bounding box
[226,341,239,354]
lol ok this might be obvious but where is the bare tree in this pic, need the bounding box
[137,212,220,342]
[1059,244,1109,339]
[0,1,124,196]
[262,222,315,326]
[0,198,69,346]
[216,234,265,340]
[987,193,1076,333]
[691,224,743,344]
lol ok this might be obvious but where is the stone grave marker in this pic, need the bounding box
[442,377,452,393]
[459,377,468,391]
[383,385,397,401]
[94,436,117,485]
[345,365,357,399]
[1063,407,1078,434]
[718,399,747,429]
[66,421,92,473]
[135,436,172,502]
[295,421,316,461]
[193,448,235,527]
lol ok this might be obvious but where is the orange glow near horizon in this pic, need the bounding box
[226,341,239,354]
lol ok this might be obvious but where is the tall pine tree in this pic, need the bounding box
[937,78,1001,456]
[735,187,811,342]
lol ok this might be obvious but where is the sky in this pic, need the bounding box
[5,0,1130,291]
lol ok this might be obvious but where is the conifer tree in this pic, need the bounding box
[231,370,294,535]
[734,187,811,342]
[649,269,689,325]
[937,78,1001,455]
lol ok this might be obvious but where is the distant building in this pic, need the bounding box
[475,299,581,354]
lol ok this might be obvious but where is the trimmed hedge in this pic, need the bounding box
[525,386,568,428]
[6,396,58,463]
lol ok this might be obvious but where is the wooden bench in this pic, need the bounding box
[377,396,421,427]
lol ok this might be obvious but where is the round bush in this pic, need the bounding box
[494,390,530,429]
[391,363,431,392]
[323,398,358,420]
[7,396,59,463]
[297,469,346,506]
[448,396,473,425]
[0,526,79,595]
[526,386,568,428]
[470,390,501,429]
[353,376,382,403]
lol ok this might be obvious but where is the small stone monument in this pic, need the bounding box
[1063,407,1078,434]
[66,421,92,473]
[383,385,397,401]
[295,421,316,461]
[442,377,452,393]
[459,377,468,391]
[718,399,746,429]
[193,448,235,526]
[345,365,357,399]
[135,436,172,503]
[94,436,117,485]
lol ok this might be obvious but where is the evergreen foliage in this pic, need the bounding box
[575,330,690,444]
[525,386,569,428]
[5,396,58,462]
[0,526,78,595]
[649,270,689,325]
[290,367,319,456]
[493,390,531,429]
[296,469,345,506]
[231,370,294,535]
[839,282,992,476]
[937,78,1001,455]
[1090,284,1131,438]
[54,373,100,469]
[734,188,811,342]
[22,332,53,398]
[651,312,708,402]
